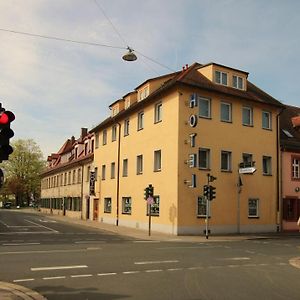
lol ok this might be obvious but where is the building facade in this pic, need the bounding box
[90,62,284,235]
[280,105,300,231]
[40,128,94,220]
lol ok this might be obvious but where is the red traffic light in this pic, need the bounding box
[0,111,15,125]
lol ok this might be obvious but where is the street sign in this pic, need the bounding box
[147,196,154,205]
[239,167,256,174]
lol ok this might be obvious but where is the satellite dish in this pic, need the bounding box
[122,47,137,61]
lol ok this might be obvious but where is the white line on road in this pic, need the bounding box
[25,219,59,233]
[13,278,35,283]
[97,272,117,276]
[74,241,106,244]
[31,265,88,271]
[0,248,101,255]
[135,260,179,265]
[2,242,41,246]
[123,271,140,274]
[133,240,160,243]
[145,269,163,273]
[43,276,66,280]
[222,257,251,261]
[70,274,93,278]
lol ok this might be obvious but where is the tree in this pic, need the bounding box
[1,139,46,206]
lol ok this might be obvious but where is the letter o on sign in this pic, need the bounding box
[189,115,197,127]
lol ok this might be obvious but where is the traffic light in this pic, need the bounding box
[0,109,15,162]
[203,185,209,198]
[208,185,216,201]
[144,186,150,200]
[148,184,154,198]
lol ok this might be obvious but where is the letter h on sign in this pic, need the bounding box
[189,94,198,108]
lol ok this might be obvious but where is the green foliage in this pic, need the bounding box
[1,139,46,205]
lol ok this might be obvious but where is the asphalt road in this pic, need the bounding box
[0,209,300,300]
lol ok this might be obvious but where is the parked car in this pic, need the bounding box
[4,202,12,209]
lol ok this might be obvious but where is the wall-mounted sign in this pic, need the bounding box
[189,114,197,127]
[238,167,256,174]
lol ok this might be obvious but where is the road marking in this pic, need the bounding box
[133,240,160,243]
[134,260,179,265]
[166,268,183,271]
[122,271,140,274]
[71,274,93,278]
[13,278,35,283]
[43,276,66,280]
[74,240,106,244]
[145,269,163,273]
[31,265,88,271]
[0,231,58,235]
[97,272,117,276]
[25,219,59,233]
[187,266,203,270]
[0,248,101,255]
[158,246,220,250]
[2,242,41,246]
[222,257,251,261]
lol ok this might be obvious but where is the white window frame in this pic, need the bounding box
[137,155,143,175]
[221,151,232,172]
[233,75,244,90]
[104,198,112,213]
[292,157,300,179]
[122,197,132,215]
[124,119,129,136]
[215,70,228,86]
[199,97,211,118]
[122,159,128,177]
[102,129,107,145]
[262,111,272,130]
[112,125,117,142]
[199,148,210,170]
[220,102,232,122]
[242,106,253,126]
[137,111,144,131]
[154,150,162,172]
[248,198,259,218]
[154,102,162,123]
[262,156,272,175]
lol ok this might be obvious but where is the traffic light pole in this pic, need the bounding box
[205,174,210,239]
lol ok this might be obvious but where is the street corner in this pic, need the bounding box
[289,257,300,269]
[0,281,46,300]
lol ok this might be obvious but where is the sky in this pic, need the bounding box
[0,0,299,158]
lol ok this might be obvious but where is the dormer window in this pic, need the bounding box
[138,86,149,101]
[215,70,228,86]
[233,75,244,90]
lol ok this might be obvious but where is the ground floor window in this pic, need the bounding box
[146,196,160,216]
[122,197,132,214]
[104,198,112,213]
[283,198,300,221]
[248,198,259,217]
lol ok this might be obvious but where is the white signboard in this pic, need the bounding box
[239,167,256,174]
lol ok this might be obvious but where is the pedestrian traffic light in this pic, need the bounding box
[148,184,154,198]
[0,109,15,162]
[144,186,150,200]
[203,185,209,198]
[208,186,216,201]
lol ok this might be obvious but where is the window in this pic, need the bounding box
[197,196,210,217]
[262,156,272,175]
[262,111,271,130]
[242,106,253,126]
[101,165,106,180]
[102,129,107,145]
[77,168,81,184]
[86,167,90,182]
[64,172,67,185]
[95,132,99,148]
[104,198,112,213]
[137,155,143,175]
[124,119,129,136]
[221,102,232,122]
[199,97,211,118]
[147,196,160,216]
[122,197,132,214]
[221,151,232,171]
[292,157,300,179]
[215,70,228,85]
[123,159,128,177]
[154,102,162,123]
[137,111,144,130]
[68,172,71,185]
[242,153,254,167]
[283,198,300,221]
[94,167,98,181]
[154,150,161,172]
[139,86,149,101]
[112,125,117,141]
[199,148,210,169]
[233,75,244,90]
[72,170,76,184]
[248,198,259,217]
[111,162,115,179]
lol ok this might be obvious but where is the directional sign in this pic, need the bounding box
[239,167,256,174]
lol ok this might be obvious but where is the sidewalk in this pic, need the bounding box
[26,209,299,242]
[0,281,46,300]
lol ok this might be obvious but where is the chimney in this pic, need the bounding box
[81,128,88,139]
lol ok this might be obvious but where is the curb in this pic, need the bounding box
[0,281,46,300]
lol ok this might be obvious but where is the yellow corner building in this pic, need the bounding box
[89,62,284,235]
